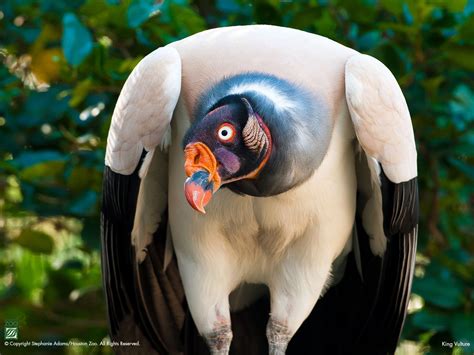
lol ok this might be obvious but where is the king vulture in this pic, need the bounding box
[101,25,418,355]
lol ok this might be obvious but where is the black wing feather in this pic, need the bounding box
[101,162,182,354]
[353,171,418,354]
[101,165,141,336]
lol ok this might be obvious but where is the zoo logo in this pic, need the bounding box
[4,320,19,340]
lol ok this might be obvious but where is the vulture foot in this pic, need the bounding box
[267,318,291,355]
[204,323,233,355]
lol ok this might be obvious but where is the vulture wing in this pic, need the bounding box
[344,53,419,353]
[101,47,186,354]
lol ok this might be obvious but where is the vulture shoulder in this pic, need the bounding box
[345,54,417,184]
[105,46,181,175]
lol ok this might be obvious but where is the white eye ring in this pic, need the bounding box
[217,124,235,142]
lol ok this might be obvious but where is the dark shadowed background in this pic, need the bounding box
[0,0,473,354]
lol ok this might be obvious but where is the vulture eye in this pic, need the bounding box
[217,123,235,143]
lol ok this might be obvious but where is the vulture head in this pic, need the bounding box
[182,72,331,213]
[183,96,272,213]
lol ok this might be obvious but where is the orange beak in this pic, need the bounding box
[184,142,221,213]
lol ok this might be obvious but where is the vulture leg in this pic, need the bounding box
[266,232,336,355]
[192,291,233,355]
[205,323,233,355]
[177,254,235,355]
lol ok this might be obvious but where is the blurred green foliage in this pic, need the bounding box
[0,0,473,354]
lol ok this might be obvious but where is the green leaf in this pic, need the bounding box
[14,249,48,300]
[70,78,94,107]
[413,277,464,309]
[380,0,404,15]
[412,262,465,309]
[62,13,93,66]
[66,166,102,193]
[127,0,160,28]
[457,15,474,43]
[20,161,66,182]
[13,151,66,168]
[406,0,435,24]
[412,309,450,331]
[448,158,474,179]
[169,4,206,35]
[443,0,468,12]
[40,0,85,14]
[313,11,337,37]
[69,190,98,216]
[450,314,474,351]
[14,229,55,254]
[217,0,243,14]
[81,217,101,250]
[444,44,474,71]
[451,142,474,157]
[450,84,474,120]
[421,76,444,97]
